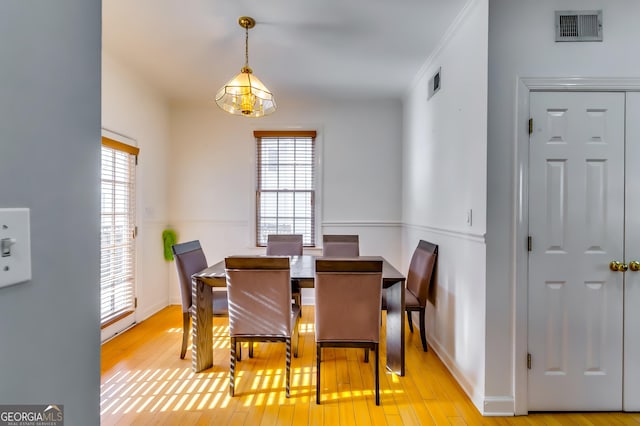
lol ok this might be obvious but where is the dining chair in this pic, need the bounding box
[314,258,383,405]
[266,234,303,256]
[322,234,360,257]
[266,234,303,313]
[382,239,437,352]
[172,240,228,359]
[225,256,301,398]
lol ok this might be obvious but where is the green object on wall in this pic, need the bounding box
[162,229,178,261]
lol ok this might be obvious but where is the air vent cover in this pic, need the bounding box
[428,67,441,100]
[555,10,602,42]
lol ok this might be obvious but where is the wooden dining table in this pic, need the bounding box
[191,255,407,376]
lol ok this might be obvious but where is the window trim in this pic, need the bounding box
[254,130,318,247]
[102,136,140,156]
[100,136,138,329]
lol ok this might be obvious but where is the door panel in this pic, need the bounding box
[624,92,640,411]
[528,92,625,410]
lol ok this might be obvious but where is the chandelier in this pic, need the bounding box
[215,16,276,118]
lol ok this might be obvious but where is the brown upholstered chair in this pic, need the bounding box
[266,234,303,311]
[322,234,360,257]
[172,240,228,359]
[266,234,303,256]
[314,258,383,405]
[382,240,437,352]
[225,256,301,398]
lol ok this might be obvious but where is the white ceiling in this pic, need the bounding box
[102,0,469,102]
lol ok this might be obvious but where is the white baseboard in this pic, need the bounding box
[427,335,514,416]
[482,397,516,416]
[137,300,170,322]
[427,336,485,412]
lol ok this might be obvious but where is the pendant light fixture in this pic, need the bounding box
[215,16,276,118]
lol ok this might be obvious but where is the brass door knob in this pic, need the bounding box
[610,261,629,272]
[629,261,640,272]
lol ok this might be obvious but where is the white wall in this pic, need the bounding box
[0,2,101,424]
[101,51,171,339]
[402,0,488,413]
[168,97,403,304]
[487,0,640,414]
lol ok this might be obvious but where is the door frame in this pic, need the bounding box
[513,77,640,415]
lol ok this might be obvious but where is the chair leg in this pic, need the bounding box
[364,348,369,363]
[316,344,321,404]
[229,337,236,397]
[286,338,291,398]
[374,343,380,406]
[293,278,302,319]
[249,342,254,358]
[407,309,414,333]
[294,321,300,358]
[180,312,190,359]
[293,293,302,318]
[419,308,428,352]
[237,342,242,362]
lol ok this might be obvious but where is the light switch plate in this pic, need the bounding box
[0,208,32,288]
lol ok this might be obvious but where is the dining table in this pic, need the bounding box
[191,255,407,376]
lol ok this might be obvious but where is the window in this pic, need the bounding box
[255,130,317,247]
[100,137,139,328]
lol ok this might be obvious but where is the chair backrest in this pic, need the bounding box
[322,234,360,257]
[266,234,303,256]
[172,240,208,313]
[225,256,292,337]
[314,258,383,343]
[406,240,438,306]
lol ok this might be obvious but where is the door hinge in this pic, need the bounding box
[527,236,532,252]
[135,155,139,166]
[527,353,532,369]
[133,226,138,239]
[134,297,138,308]
[528,118,533,135]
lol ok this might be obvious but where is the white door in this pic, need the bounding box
[624,92,640,411]
[528,91,625,410]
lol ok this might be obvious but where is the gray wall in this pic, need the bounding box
[487,0,640,411]
[0,1,101,425]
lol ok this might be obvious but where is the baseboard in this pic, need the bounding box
[482,397,516,416]
[427,336,483,408]
[301,288,315,306]
[137,300,170,322]
[428,334,514,416]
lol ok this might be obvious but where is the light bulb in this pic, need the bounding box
[241,93,256,115]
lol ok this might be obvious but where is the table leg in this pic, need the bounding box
[385,280,405,376]
[192,278,213,372]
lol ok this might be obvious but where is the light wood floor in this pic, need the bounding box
[101,305,640,425]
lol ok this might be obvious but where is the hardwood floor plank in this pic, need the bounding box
[101,306,640,426]
[276,404,295,426]
[308,395,324,426]
[347,359,374,425]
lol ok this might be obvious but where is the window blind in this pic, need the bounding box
[100,137,139,328]
[255,130,317,247]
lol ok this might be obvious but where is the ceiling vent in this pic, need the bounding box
[555,10,603,42]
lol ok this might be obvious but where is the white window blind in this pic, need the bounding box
[100,137,139,328]
[255,130,317,247]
